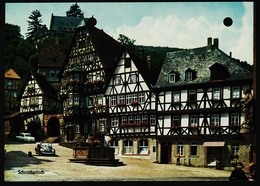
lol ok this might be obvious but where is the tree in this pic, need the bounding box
[26,10,43,38]
[117,34,136,46]
[66,3,84,18]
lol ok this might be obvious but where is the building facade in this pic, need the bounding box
[18,71,62,137]
[58,17,123,142]
[153,37,253,168]
[104,46,157,160]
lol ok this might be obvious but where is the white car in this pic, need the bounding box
[35,142,56,155]
[16,133,35,142]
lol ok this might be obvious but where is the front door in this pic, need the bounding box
[160,141,172,164]
[207,147,223,164]
[66,125,74,141]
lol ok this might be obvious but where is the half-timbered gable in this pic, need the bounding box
[58,17,123,141]
[105,46,157,157]
[18,71,62,137]
[154,37,253,166]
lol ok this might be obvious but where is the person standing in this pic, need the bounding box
[176,153,180,166]
[229,162,248,181]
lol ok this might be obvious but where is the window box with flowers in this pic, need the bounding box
[188,125,198,134]
[120,122,136,128]
[131,100,139,106]
[208,125,219,133]
[170,125,181,132]
[116,102,125,107]
[93,79,104,85]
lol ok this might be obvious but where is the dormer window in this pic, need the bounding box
[168,70,179,83]
[185,68,196,81]
[209,63,230,80]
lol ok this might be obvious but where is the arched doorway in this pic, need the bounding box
[47,117,60,137]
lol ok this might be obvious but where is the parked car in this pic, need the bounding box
[16,133,35,142]
[35,142,56,155]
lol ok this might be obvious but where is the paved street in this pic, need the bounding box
[4,140,233,182]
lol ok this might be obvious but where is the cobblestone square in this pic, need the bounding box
[4,141,233,182]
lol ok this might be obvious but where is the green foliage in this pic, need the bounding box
[5,23,36,95]
[26,10,43,38]
[66,3,84,18]
[117,34,136,46]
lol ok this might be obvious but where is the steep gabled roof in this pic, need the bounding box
[155,46,253,88]
[58,17,123,82]
[49,14,83,33]
[18,71,58,100]
[32,71,59,99]
[5,69,21,79]
[38,37,72,68]
[125,46,157,87]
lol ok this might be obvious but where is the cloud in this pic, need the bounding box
[109,5,253,65]
[229,2,254,64]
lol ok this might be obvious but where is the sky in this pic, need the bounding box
[5,1,254,65]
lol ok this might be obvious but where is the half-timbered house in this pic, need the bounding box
[104,46,157,159]
[18,71,62,138]
[153,37,253,168]
[4,69,22,115]
[58,17,123,141]
[4,69,22,138]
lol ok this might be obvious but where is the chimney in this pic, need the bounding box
[230,52,232,58]
[207,37,212,51]
[213,38,219,48]
[146,55,151,68]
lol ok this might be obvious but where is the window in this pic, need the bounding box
[231,143,239,156]
[87,96,93,107]
[114,75,121,85]
[211,114,219,126]
[138,140,149,154]
[110,96,117,106]
[190,115,198,127]
[173,91,180,102]
[50,70,55,78]
[118,95,125,104]
[124,140,133,154]
[150,115,156,125]
[172,116,180,127]
[139,93,145,103]
[99,120,105,132]
[142,115,148,122]
[190,142,198,156]
[168,73,176,83]
[129,73,137,83]
[177,142,184,156]
[185,71,193,81]
[188,90,196,102]
[111,117,119,127]
[128,116,134,123]
[109,140,119,154]
[132,94,138,103]
[125,58,131,68]
[135,115,141,124]
[122,116,127,124]
[126,95,132,105]
[74,96,79,106]
[232,86,240,98]
[97,96,102,105]
[75,123,80,133]
[231,113,239,125]
[7,80,12,86]
[213,88,220,100]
